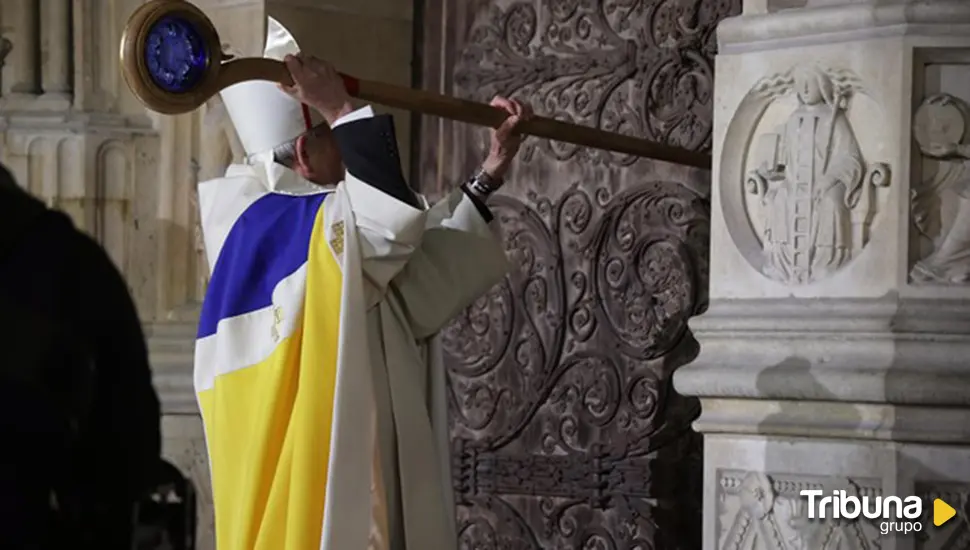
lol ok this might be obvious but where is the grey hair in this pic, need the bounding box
[271,123,331,168]
[272,138,298,168]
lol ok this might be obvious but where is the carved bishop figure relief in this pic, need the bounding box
[741,66,891,285]
[911,93,970,284]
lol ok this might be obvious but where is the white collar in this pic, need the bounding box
[232,150,330,196]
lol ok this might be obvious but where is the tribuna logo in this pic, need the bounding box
[800,489,923,534]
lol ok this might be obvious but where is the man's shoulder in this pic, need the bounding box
[199,165,265,194]
[197,168,268,230]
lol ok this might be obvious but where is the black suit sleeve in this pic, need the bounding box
[330,113,495,223]
[460,184,494,223]
[330,114,420,209]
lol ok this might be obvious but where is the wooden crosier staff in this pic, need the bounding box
[120,0,711,169]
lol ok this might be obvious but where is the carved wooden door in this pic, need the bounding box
[415,0,739,547]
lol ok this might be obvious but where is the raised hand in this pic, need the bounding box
[481,96,534,181]
[279,53,354,125]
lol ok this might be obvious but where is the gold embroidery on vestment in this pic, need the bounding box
[330,220,345,255]
[271,306,283,342]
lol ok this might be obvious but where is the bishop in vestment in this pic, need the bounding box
[194,17,530,550]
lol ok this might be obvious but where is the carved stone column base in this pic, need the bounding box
[0,93,40,111]
[36,92,72,110]
[704,435,970,550]
[693,399,970,442]
[680,1,970,548]
[677,302,970,547]
[162,415,215,550]
[146,319,199,415]
[0,92,71,111]
[675,297,970,442]
[148,317,214,549]
[675,297,970,548]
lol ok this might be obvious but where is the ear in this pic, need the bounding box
[293,134,314,178]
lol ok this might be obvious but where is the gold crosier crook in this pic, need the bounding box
[119,0,711,168]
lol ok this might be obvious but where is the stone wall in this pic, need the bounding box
[672,1,970,548]
[0,1,413,547]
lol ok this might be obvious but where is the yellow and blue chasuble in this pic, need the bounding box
[194,189,370,550]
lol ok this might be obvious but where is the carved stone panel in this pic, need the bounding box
[910,88,970,285]
[443,184,709,547]
[717,472,970,550]
[417,0,739,547]
[908,52,970,286]
[716,470,884,550]
[721,65,892,286]
[914,482,970,550]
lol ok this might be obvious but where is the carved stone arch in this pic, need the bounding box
[25,136,47,197]
[95,140,132,201]
[133,459,198,550]
[95,139,133,272]
[54,137,79,199]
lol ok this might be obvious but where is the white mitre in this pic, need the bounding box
[219,16,324,195]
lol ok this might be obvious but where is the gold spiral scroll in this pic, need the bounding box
[120,0,290,115]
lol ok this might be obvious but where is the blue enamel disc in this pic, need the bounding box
[143,15,209,94]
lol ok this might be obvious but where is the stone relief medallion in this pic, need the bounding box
[720,65,892,286]
[910,93,970,284]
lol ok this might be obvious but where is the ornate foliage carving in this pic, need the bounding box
[717,470,884,550]
[443,179,710,548]
[719,473,970,550]
[442,184,708,448]
[742,66,891,285]
[910,93,970,284]
[454,0,738,164]
[426,1,737,547]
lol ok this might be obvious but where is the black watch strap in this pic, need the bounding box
[467,168,501,196]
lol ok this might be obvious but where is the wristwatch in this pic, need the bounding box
[467,168,502,197]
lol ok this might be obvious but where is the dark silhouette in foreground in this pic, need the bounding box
[0,164,161,549]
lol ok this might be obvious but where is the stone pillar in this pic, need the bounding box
[39,0,71,97]
[0,5,13,94]
[9,0,39,95]
[673,1,970,549]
